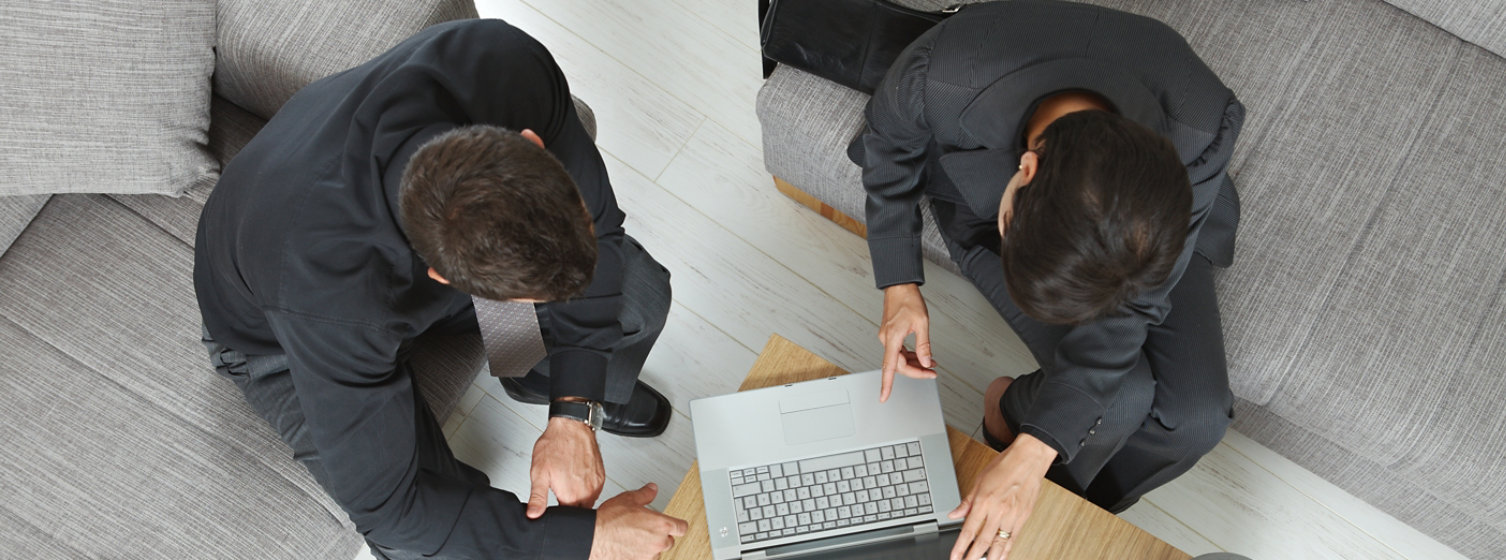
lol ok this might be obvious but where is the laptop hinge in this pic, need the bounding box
[742,521,940,560]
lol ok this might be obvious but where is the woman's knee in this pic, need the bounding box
[1156,397,1233,455]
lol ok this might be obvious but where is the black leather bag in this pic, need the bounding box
[761,0,962,94]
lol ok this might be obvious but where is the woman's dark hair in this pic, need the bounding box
[1002,110,1191,324]
[399,125,596,301]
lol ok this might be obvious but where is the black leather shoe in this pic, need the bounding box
[500,377,549,405]
[598,381,672,438]
[500,378,672,438]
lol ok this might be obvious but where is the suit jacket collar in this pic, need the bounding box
[937,57,1171,219]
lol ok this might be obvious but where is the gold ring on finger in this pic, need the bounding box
[996,529,1012,540]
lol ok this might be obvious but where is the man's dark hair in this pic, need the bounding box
[399,125,596,302]
[1002,110,1191,325]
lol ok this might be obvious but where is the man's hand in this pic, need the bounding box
[947,434,1057,560]
[878,283,937,402]
[527,416,606,518]
[589,483,689,560]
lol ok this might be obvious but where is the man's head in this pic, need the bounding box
[400,125,596,302]
[997,110,1191,324]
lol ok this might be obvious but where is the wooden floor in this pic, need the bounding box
[370,1,1471,558]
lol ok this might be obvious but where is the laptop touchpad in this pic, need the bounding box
[779,390,855,445]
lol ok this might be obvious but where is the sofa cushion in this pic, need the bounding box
[0,194,49,259]
[215,0,480,120]
[111,96,268,247]
[0,195,359,558]
[0,1,217,196]
[1382,0,1506,59]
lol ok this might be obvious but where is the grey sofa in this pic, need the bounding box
[757,0,1506,558]
[0,0,597,557]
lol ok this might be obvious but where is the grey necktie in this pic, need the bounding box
[471,296,547,379]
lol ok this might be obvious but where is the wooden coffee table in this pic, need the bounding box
[660,335,1190,560]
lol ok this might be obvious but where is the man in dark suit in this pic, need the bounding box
[195,19,685,559]
[851,2,1245,559]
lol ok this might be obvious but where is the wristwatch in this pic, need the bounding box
[549,399,604,432]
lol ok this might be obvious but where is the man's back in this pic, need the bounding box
[195,20,535,355]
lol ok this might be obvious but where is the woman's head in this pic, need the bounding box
[997,110,1191,324]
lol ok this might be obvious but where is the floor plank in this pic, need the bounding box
[1138,441,1409,560]
[474,0,704,180]
[1118,501,1222,557]
[1219,430,1470,560]
[509,0,766,147]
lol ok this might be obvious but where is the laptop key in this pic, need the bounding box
[732,482,760,498]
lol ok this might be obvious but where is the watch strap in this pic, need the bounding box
[549,400,600,431]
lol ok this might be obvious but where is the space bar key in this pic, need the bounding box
[798,451,866,473]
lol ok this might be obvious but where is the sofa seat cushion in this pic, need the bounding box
[0,195,358,557]
[0,1,217,196]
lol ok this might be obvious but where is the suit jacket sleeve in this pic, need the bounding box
[1016,97,1244,463]
[854,26,941,289]
[267,311,596,559]
[418,20,627,402]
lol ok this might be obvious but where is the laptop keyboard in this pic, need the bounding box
[728,440,934,544]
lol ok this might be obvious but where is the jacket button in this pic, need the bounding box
[1088,429,1096,436]
[1078,440,1087,447]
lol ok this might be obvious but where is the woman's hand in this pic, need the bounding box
[948,434,1057,560]
[878,283,937,402]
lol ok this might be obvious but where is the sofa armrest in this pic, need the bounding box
[214,0,479,120]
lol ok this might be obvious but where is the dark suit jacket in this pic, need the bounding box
[195,20,613,558]
[850,0,1244,462]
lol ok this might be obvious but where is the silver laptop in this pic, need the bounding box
[690,370,963,560]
